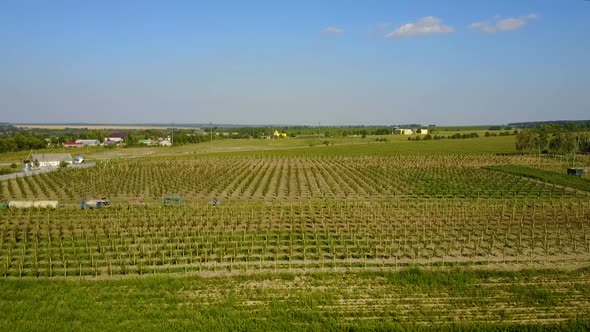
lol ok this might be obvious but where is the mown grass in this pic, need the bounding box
[486,165,590,192]
[1,268,589,331]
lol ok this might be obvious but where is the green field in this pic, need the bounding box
[0,134,516,165]
[2,269,590,331]
[487,165,590,192]
[1,134,590,330]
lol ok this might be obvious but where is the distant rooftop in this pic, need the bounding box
[109,132,128,138]
[31,153,73,162]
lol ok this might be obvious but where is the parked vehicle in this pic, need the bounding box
[162,195,183,207]
[81,197,110,209]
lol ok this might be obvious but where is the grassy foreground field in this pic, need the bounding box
[2,269,590,331]
[1,135,589,330]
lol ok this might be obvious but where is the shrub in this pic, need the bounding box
[0,168,15,175]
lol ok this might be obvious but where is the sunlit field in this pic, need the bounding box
[1,134,590,330]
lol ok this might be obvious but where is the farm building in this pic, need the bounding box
[416,129,429,135]
[106,132,127,143]
[395,128,413,135]
[273,130,288,138]
[63,142,83,148]
[30,153,73,169]
[75,139,101,146]
[103,140,118,146]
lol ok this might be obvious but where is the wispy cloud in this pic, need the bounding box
[469,14,537,33]
[368,23,390,37]
[386,16,454,39]
[322,26,344,34]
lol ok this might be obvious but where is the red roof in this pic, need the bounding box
[63,142,83,147]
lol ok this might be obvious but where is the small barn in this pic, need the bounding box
[395,128,413,135]
[63,142,83,148]
[273,130,288,138]
[106,132,127,143]
[104,140,118,146]
[30,153,73,169]
[75,139,101,146]
[416,129,429,135]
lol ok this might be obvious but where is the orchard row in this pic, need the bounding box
[0,155,580,203]
[1,199,588,277]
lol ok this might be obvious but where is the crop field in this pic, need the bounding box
[1,199,590,278]
[0,154,586,203]
[1,140,590,330]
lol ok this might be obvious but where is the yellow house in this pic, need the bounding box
[394,128,413,135]
[273,130,288,138]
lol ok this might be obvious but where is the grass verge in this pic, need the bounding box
[486,165,590,192]
[1,268,589,331]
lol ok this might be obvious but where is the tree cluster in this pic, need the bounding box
[409,133,479,141]
[515,125,590,162]
[0,133,47,153]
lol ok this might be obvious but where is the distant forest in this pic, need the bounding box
[509,120,590,128]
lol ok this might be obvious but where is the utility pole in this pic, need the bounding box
[210,122,213,152]
[171,125,174,146]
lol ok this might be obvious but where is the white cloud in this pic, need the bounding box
[386,16,454,39]
[322,26,344,34]
[470,14,537,33]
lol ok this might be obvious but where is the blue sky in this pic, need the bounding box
[0,0,589,125]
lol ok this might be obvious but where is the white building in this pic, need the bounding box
[30,153,73,169]
[105,137,123,143]
[395,128,413,135]
[75,139,101,146]
[416,129,428,135]
[159,140,172,146]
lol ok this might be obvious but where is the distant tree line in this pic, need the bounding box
[515,124,590,163]
[125,129,210,146]
[0,133,47,153]
[214,126,399,138]
[509,120,590,129]
[408,133,480,141]
[485,131,515,137]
